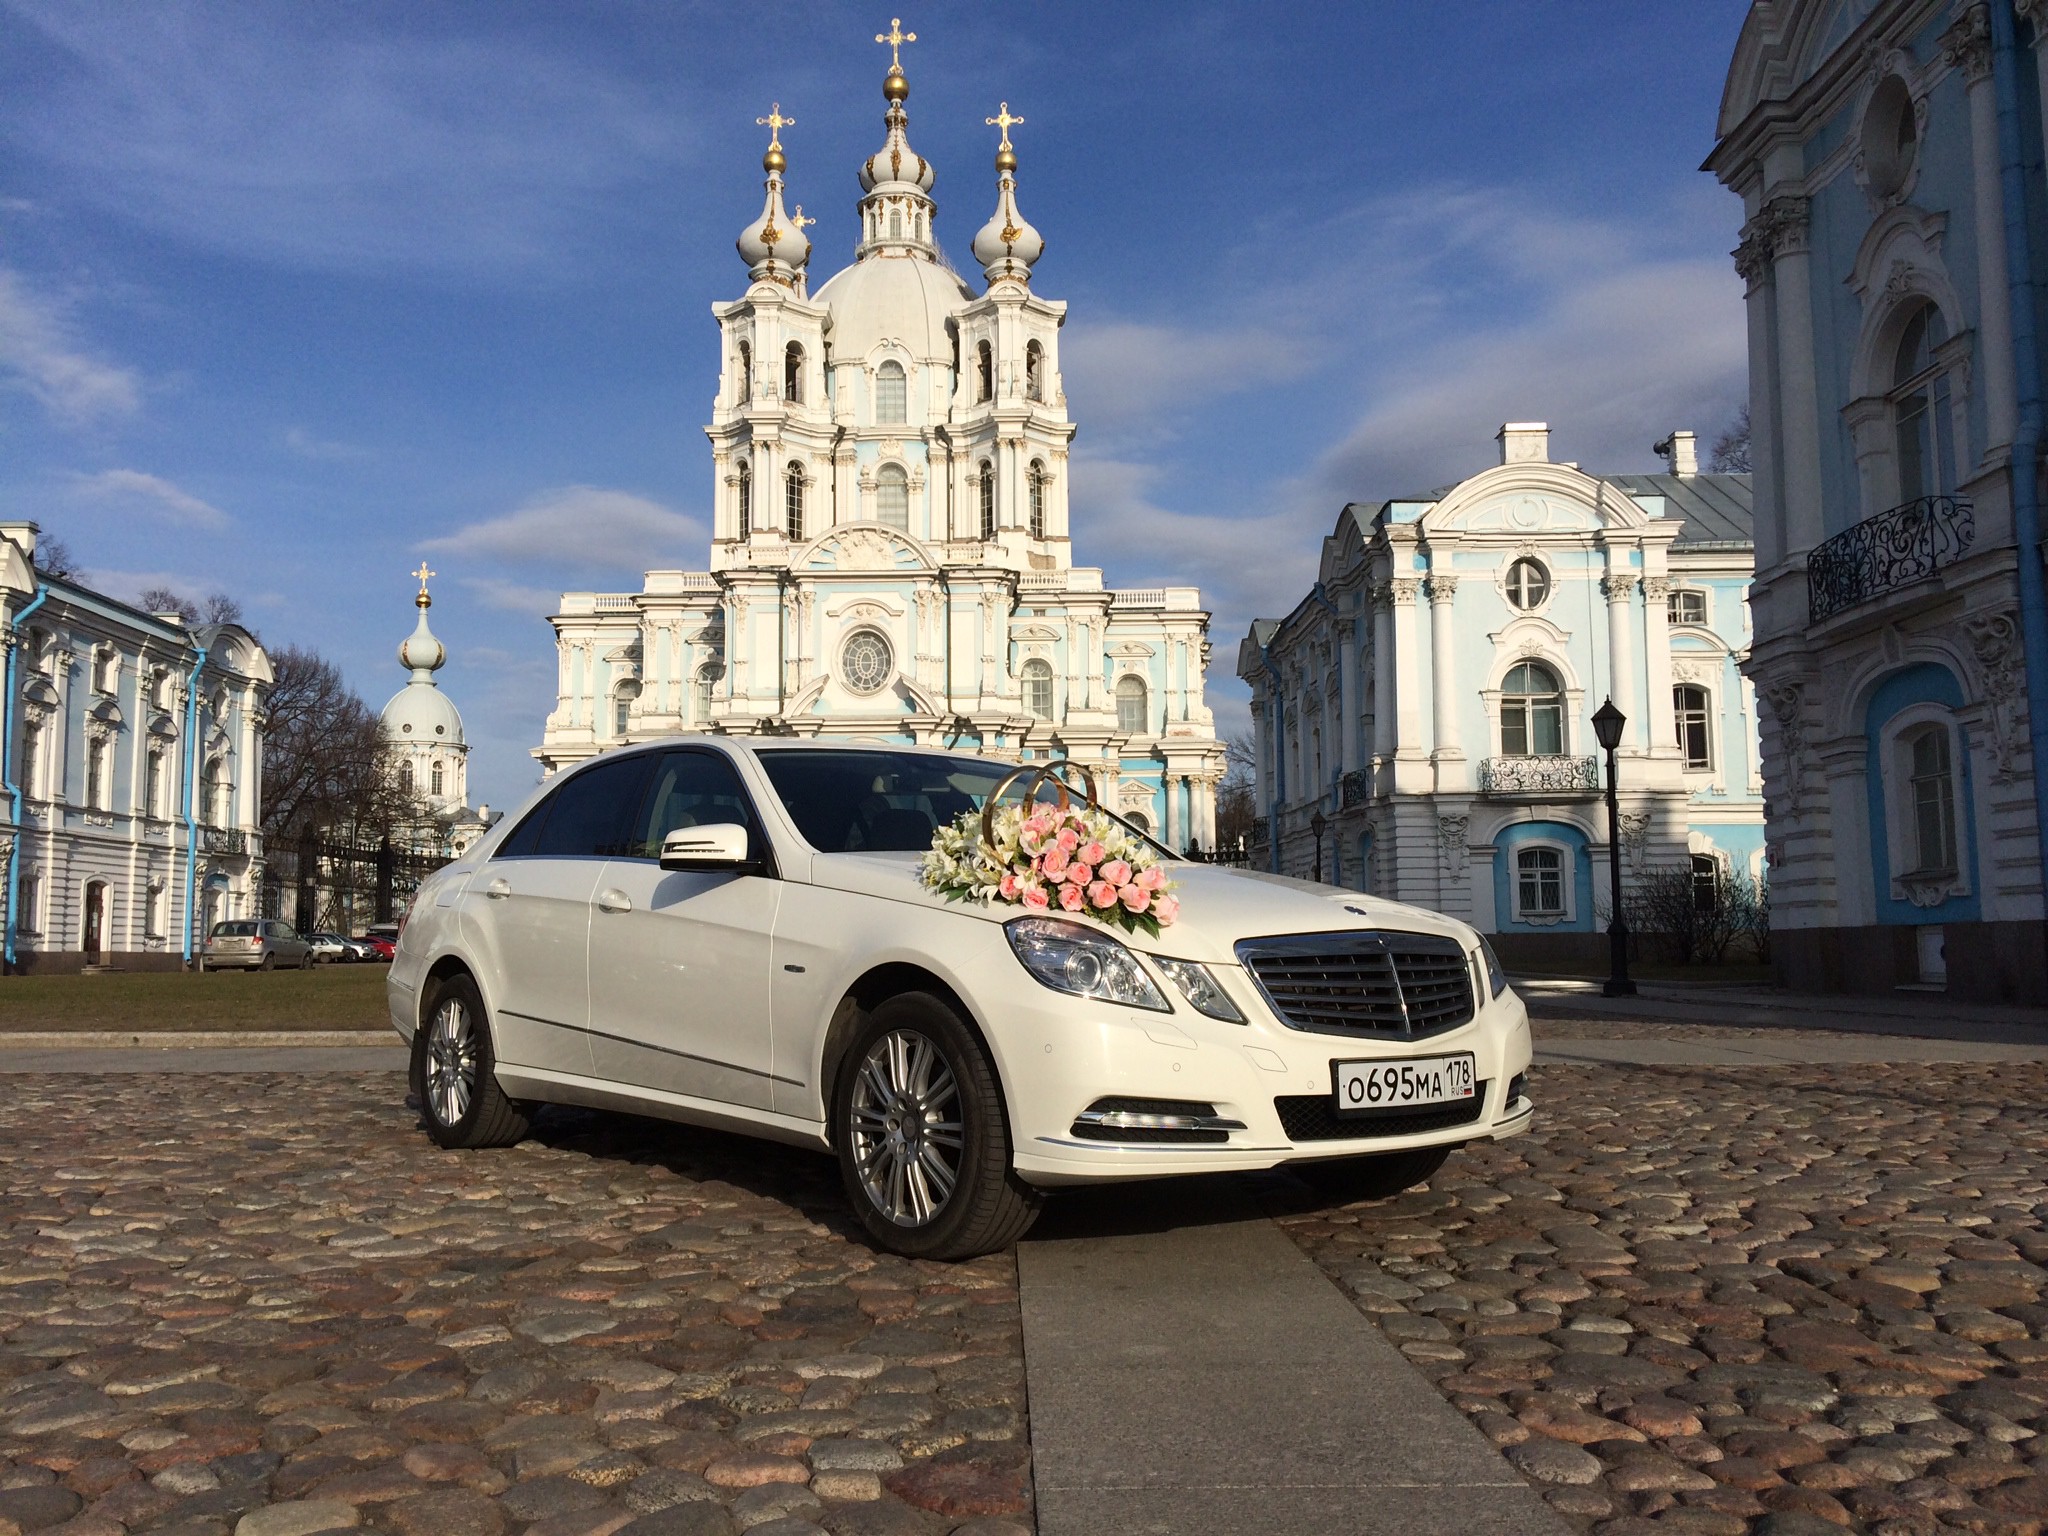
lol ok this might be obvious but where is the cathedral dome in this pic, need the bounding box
[815,252,972,363]
[380,579,466,747]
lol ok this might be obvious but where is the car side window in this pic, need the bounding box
[493,789,558,859]
[626,751,761,861]
[534,752,656,858]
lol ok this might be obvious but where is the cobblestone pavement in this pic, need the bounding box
[0,1073,1031,1536]
[1530,1016,1879,1044]
[1278,1059,2048,1536]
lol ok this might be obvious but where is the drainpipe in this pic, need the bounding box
[3,582,50,972]
[1990,0,2048,889]
[181,634,211,967]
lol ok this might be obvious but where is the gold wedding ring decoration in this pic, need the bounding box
[980,759,1100,857]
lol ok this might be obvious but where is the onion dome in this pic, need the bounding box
[382,566,466,747]
[854,22,938,261]
[736,104,811,288]
[972,103,1044,286]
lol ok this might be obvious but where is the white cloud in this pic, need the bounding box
[0,267,142,423]
[284,425,369,461]
[70,469,229,528]
[89,566,210,607]
[423,485,705,572]
[460,575,564,616]
[1061,319,1315,446]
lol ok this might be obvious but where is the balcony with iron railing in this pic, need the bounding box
[1339,768,1370,809]
[1807,495,1974,624]
[1478,755,1601,796]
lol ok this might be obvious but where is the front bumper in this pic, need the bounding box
[996,969,1534,1186]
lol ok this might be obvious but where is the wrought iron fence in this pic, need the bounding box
[1807,495,1974,623]
[1478,755,1601,796]
[260,834,450,934]
[1339,768,1370,808]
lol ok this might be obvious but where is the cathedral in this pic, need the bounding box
[535,26,1223,849]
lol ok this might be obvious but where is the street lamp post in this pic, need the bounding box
[1591,698,1636,997]
[1310,809,1327,884]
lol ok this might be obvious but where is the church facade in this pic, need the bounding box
[535,40,1222,848]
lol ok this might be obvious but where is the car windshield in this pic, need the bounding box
[212,921,258,937]
[756,749,1167,856]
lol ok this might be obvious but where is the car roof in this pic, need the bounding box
[587,736,1017,769]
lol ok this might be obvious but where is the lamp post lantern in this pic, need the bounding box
[1310,809,1327,884]
[1590,698,1636,997]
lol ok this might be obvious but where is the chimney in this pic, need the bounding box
[1653,430,1698,477]
[1497,423,1550,465]
[0,521,40,562]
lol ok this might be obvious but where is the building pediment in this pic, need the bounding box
[801,523,933,574]
[1422,464,1648,538]
[1010,624,1061,642]
[1106,641,1157,658]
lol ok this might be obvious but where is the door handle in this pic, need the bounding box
[485,878,511,899]
[596,889,633,914]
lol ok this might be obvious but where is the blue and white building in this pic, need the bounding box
[1709,0,2048,1000]
[1239,424,1763,964]
[0,521,271,971]
[537,48,1223,845]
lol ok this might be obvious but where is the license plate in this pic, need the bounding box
[1333,1054,1476,1114]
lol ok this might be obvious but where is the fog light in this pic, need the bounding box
[1069,1096,1247,1144]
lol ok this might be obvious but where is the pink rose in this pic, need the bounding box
[1120,884,1150,913]
[1088,880,1119,909]
[999,872,1020,900]
[1151,895,1180,925]
[1056,827,1080,853]
[1059,883,1086,912]
[1067,862,1093,886]
[1136,865,1167,891]
[1025,812,1055,837]
[1020,884,1051,911]
[1099,859,1133,888]
[1041,847,1071,878]
[1079,841,1107,866]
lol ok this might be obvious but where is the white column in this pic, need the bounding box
[1425,575,1459,757]
[1371,588,1395,761]
[1764,197,1824,557]
[1163,774,1182,850]
[1952,11,2017,452]
[1391,579,1422,754]
[1338,619,1361,774]
[2026,1,2048,185]
[1644,577,1676,759]
[1603,573,1639,750]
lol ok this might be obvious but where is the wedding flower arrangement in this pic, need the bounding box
[919,796,1179,936]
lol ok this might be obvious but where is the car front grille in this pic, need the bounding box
[1274,1083,1491,1142]
[1235,931,1476,1039]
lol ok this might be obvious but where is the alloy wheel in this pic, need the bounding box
[425,997,478,1127]
[849,1029,965,1226]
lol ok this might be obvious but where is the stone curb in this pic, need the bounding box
[0,1029,396,1049]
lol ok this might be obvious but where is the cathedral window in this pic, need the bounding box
[1892,302,1957,502]
[431,760,446,797]
[1674,685,1712,770]
[737,341,751,404]
[877,463,909,532]
[889,206,903,239]
[399,761,413,796]
[876,361,907,424]
[1500,662,1565,757]
[784,342,804,404]
[694,665,717,723]
[145,750,163,818]
[736,461,751,539]
[1667,588,1705,626]
[1116,675,1149,735]
[785,464,806,541]
[976,340,993,403]
[1515,847,1566,918]
[841,630,894,694]
[978,461,996,540]
[204,759,229,824]
[1025,341,1044,402]
[1906,724,1957,874]
[86,739,108,811]
[20,723,39,800]
[1504,558,1550,610]
[1022,659,1055,720]
[1028,461,1047,539]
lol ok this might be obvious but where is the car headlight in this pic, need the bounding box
[1477,936,1508,998]
[1153,957,1245,1023]
[1007,918,1170,1012]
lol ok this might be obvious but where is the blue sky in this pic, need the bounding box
[0,0,1753,811]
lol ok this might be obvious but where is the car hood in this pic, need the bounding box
[803,853,1477,967]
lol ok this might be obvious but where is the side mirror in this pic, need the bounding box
[659,823,754,872]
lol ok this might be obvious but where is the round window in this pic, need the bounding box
[1505,558,1551,611]
[841,630,894,694]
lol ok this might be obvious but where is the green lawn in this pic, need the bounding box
[0,965,394,1032]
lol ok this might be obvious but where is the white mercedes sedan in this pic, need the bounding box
[389,739,1533,1260]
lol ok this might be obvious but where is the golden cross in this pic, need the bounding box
[875,17,917,69]
[986,101,1024,150]
[412,561,435,595]
[790,205,814,232]
[755,102,794,151]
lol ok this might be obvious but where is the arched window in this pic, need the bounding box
[145,750,163,819]
[1907,724,1957,874]
[1116,675,1148,735]
[1516,846,1566,918]
[20,722,40,800]
[1674,684,1712,770]
[976,340,993,402]
[614,690,631,736]
[1893,302,1956,502]
[1504,558,1550,610]
[1127,810,1150,835]
[1501,662,1564,756]
[735,461,751,539]
[877,463,909,531]
[1028,461,1047,539]
[399,761,413,796]
[431,760,446,797]
[86,739,107,810]
[1022,659,1054,720]
[785,464,806,542]
[875,360,907,424]
[1025,341,1044,402]
[1690,853,1720,915]
[736,341,751,404]
[784,342,804,404]
[205,760,229,824]
[978,460,996,540]
[694,665,717,724]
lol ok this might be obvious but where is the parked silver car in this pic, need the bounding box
[306,932,355,964]
[201,919,313,971]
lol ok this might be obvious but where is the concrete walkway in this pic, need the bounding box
[1518,976,2048,1039]
[1019,1177,1571,1536]
[1536,1034,2048,1067]
[0,1044,408,1072]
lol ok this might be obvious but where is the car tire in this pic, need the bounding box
[259,952,275,972]
[411,971,530,1150]
[832,991,1042,1261]
[1296,1143,1454,1203]
[300,951,313,970]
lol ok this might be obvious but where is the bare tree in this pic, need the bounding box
[1618,863,1769,964]
[260,645,407,843]
[1215,731,1258,852]
[136,586,244,627]
[32,535,82,582]
[1709,406,1752,474]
